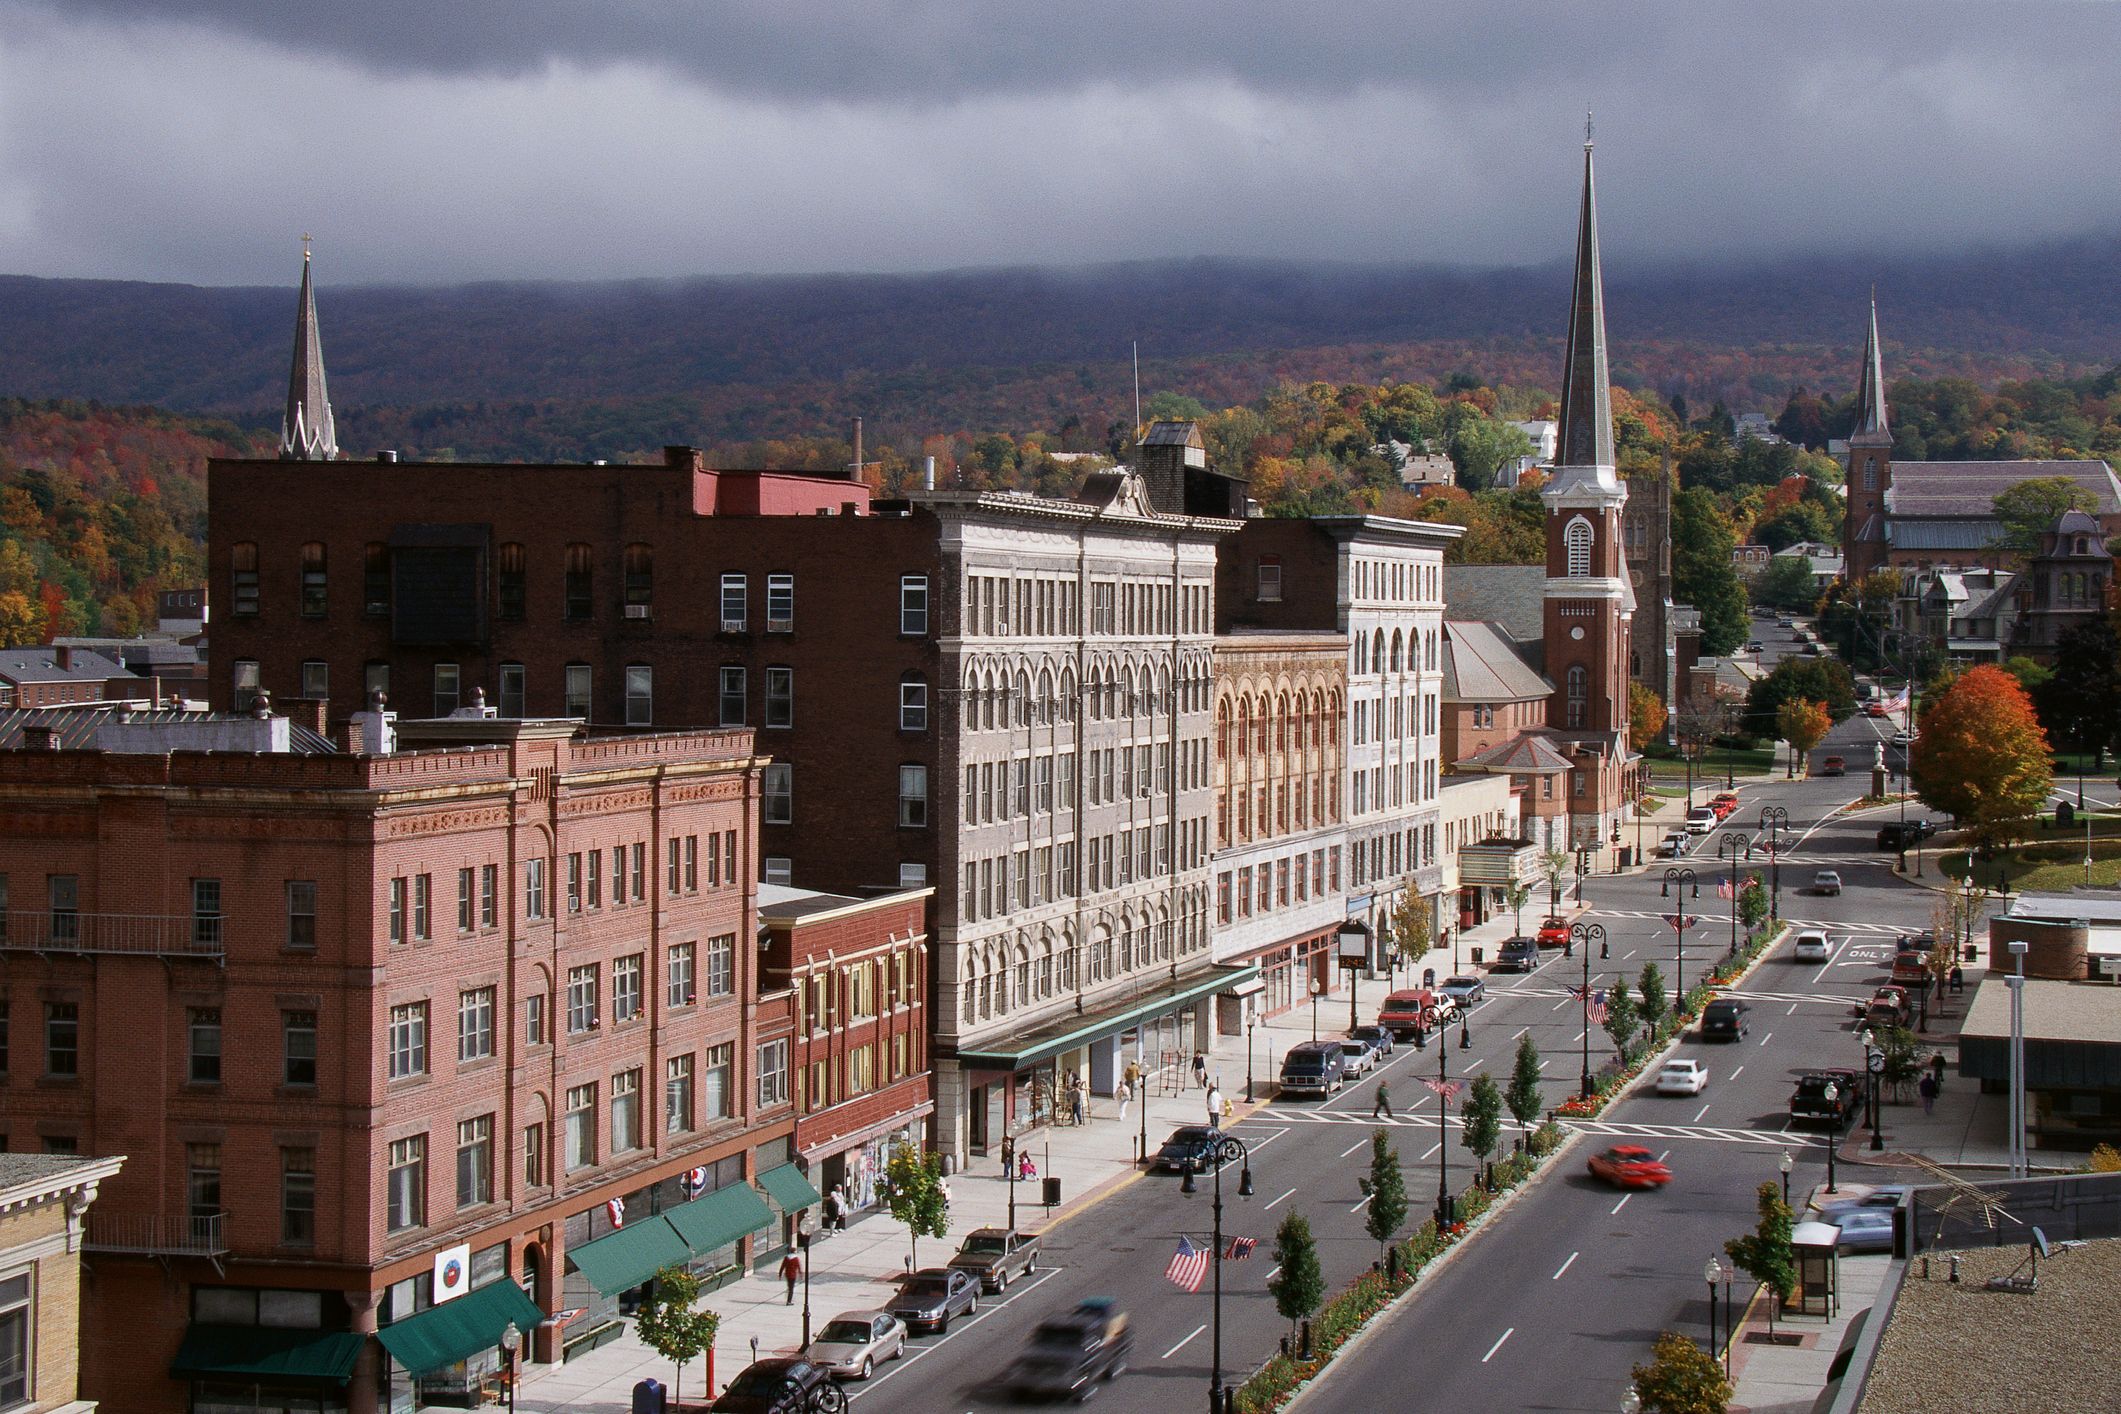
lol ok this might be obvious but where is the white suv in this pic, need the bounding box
[1685,807,1718,835]
[1792,931,1830,963]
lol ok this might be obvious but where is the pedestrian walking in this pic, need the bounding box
[1115,1078,1132,1120]
[1918,1073,1938,1116]
[779,1251,802,1305]
[1206,1083,1224,1129]
[1018,1152,1036,1182]
[1192,1052,1208,1090]
[1950,964,1964,995]
[824,1185,846,1232]
[1930,1053,1947,1088]
[1125,1059,1141,1094]
[1070,1079,1086,1126]
[1372,1082,1393,1119]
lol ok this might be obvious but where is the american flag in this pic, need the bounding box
[1717,878,1735,900]
[606,1197,626,1229]
[1421,1077,1465,1101]
[1589,988,1609,1024]
[1225,1235,1258,1261]
[1166,1237,1209,1293]
[1664,913,1697,931]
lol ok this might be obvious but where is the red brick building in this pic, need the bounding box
[0,706,806,1414]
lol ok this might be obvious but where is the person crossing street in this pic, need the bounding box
[1372,1081,1394,1119]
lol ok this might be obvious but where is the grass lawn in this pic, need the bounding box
[1937,831,2121,893]
[1643,748,1778,781]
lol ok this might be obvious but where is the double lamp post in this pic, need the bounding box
[1181,1132,1255,1414]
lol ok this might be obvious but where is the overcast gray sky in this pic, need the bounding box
[2,0,2116,285]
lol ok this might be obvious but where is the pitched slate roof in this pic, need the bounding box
[1554,139,1616,477]
[1887,519,2000,552]
[1462,733,1575,773]
[1442,565,1546,645]
[0,647,129,684]
[1887,460,2120,519]
[1141,421,1202,447]
[1441,621,1551,703]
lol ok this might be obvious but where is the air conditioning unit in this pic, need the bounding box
[624,604,652,620]
[720,619,745,634]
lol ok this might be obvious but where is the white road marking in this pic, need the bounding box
[1553,1251,1578,1280]
[1612,1193,1633,1215]
[1421,1141,1441,1160]
[1788,1002,1800,1015]
[1266,1263,1281,1280]
[1350,1193,1373,1213]
[1339,1139,1367,1158]
[1482,1328,1515,1363]
[1694,1103,1712,1122]
[1538,1059,1550,1071]
[1466,1058,1485,1072]
[1163,1324,1207,1360]
[1551,998,1570,1011]
[1512,1026,1530,1040]
[1264,1186,1298,1210]
[1760,1031,1774,1046]
[1575,1028,1587,1042]
[1731,1065,1745,1081]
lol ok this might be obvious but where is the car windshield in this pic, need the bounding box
[817,1321,874,1343]
[1447,977,1475,987]
[961,1234,1009,1254]
[900,1277,950,1296]
[725,1368,799,1397]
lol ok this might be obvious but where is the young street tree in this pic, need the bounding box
[1910,665,2054,850]
[1542,848,1572,914]
[633,1265,720,1408]
[1506,1034,1544,1132]
[1637,962,1668,1033]
[1358,1129,1409,1263]
[1387,889,1433,972]
[1724,1181,1798,1336]
[885,1141,950,1268]
[1268,1213,1326,1342]
[1505,879,1533,935]
[1631,1329,1735,1414]
[1461,1073,1504,1179]
[1776,697,1832,779]
[1603,978,1640,1063]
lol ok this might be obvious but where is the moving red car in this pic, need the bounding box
[1536,915,1572,948]
[1587,1145,1673,1190]
[1710,793,1739,819]
[1866,702,1889,719]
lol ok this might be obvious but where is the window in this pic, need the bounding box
[231,542,259,616]
[564,1084,596,1170]
[758,1039,791,1108]
[668,839,682,895]
[1257,557,1283,602]
[630,843,646,901]
[386,1136,426,1231]
[433,663,460,716]
[480,864,498,928]
[900,575,929,634]
[766,573,794,630]
[283,1010,317,1086]
[704,1043,733,1120]
[1565,664,1588,729]
[523,1122,547,1189]
[300,541,327,617]
[456,868,475,933]
[47,874,77,943]
[564,664,591,719]
[898,764,928,827]
[364,660,389,702]
[564,543,593,620]
[610,1069,642,1153]
[286,879,317,949]
[625,664,653,725]
[231,659,261,712]
[764,667,793,728]
[665,1054,695,1133]
[613,954,643,1022]
[720,573,748,631]
[525,992,547,1047]
[763,763,792,824]
[411,873,431,940]
[567,965,599,1033]
[457,988,495,1063]
[1565,517,1593,578]
[188,1143,223,1240]
[188,1007,222,1084]
[300,659,329,700]
[667,942,696,1007]
[848,1045,875,1093]
[497,543,526,620]
[281,1147,316,1246]
[387,1003,428,1080]
[499,663,526,718]
[899,862,927,888]
[364,541,391,617]
[763,856,791,886]
[899,674,928,731]
[712,665,745,726]
[586,850,602,910]
[45,1001,77,1077]
[524,858,547,919]
[192,877,223,949]
[705,934,735,997]
[623,543,653,613]
[456,1117,493,1208]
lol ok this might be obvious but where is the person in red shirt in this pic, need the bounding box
[779,1251,802,1305]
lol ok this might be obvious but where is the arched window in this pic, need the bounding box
[564,543,593,620]
[1565,665,1588,728]
[1217,701,1231,762]
[1371,630,1386,675]
[1390,629,1404,673]
[1565,517,1594,577]
[1015,944,1032,1007]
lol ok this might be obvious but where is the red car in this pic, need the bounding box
[1536,915,1571,948]
[1865,702,1889,719]
[1587,1145,1673,1190]
[1709,793,1739,819]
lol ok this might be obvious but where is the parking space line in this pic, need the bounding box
[1693,1103,1711,1122]
[1163,1323,1207,1360]
[1760,1031,1774,1046]
[1482,1328,1515,1363]
[1264,1186,1298,1210]
[1731,1065,1745,1080]
[1553,1251,1578,1280]
[1339,1138,1368,1158]
[1421,1141,1441,1160]
[1512,1026,1530,1040]
[1350,1193,1372,1213]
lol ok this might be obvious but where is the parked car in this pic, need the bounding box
[1377,989,1453,1038]
[1710,792,1740,818]
[1686,806,1718,834]
[1347,1023,1396,1058]
[1801,642,1823,656]
[1006,1298,1133,1402]
[1700,997,1750,1041]
[1788,1069,1866,1128]
[1896,932,1938,956]
[1860,986,1912,1027]
[712,1359,836,1413]
[948,1226,1042,1292]
[884,1267,980,1334]
[1890,729,1915,749]
[1777,617,1795,628]
[1818,1203,1896,1253]
[1820,755,1846,777]
[1812,870,1843,896]
[1537,915,1573,948]
[1337,1034,1377,1076]
[1654,1059,1709,1095]
[1877,819,1937,850]
[1746,640,1766,653]
[1438,975,1486,1007]
[1890,952,1934,987]
[1278,1041,1347,1098]
[1792,930,1831,963]
[807,1312,907,1381]
[1154,1127,1226,1175]
[1658,829,1691,859]
[1587,1145,1673,1189]
[1865,702,1889,719]
[1496,936,1541,972]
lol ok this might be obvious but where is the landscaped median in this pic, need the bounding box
[1232,1121,1567,1412]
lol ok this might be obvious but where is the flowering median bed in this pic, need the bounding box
[1232,1121,1566,1413]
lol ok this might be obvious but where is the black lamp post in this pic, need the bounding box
[1778,1148,1794,1208]
[1338,919,1371,1036]
[1661,867,1699,1001]
[1570,922,1605,1100]
[1245,1014,1258,1103]
[1822,1082,1841,1194]
[1180,1132,1255,1414]
[1759,807,1789,924]
[1718,831,1751,958]
[1704,1257,1722,1358]
[498,1320,520,1413]
[1863,1028,1885,1152]
[798,1221,814,1349]
[1310,978,1326,1043]
[1433,1028,1455,1231]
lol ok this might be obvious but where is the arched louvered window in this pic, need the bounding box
[1565,518,1594,578]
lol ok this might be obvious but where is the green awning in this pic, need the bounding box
[171,1324,367,1384]
[954,964,1262,1072]
[666,1182,773,1256]
[566,1217,692,1297]
[376,1280,544,1378]
[755,1164,823,1213]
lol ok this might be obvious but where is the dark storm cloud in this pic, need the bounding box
[0,1,2117,283]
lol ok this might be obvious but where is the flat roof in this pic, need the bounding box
[1962,977,2121,1045]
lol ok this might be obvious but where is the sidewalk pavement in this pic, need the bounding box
[1724,1248,1894,1414]
[515,912,1549,1411]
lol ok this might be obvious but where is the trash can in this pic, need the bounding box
[1422,967,1436,988]
[632,1378,667,1414]
[1470,946,1484,965]
[1042,1176,1062,1209]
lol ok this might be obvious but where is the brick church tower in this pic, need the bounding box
[1542,133,1632,742]
[1842,299,1892,582]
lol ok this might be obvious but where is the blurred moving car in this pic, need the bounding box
[1587,1145,1673,1189]
[807,1312,906,1381]
[1820,755,1846,777]
[1792,930,1831,963]
[884,1267,979,1334]
[1818,1203,1896,1253]
[1654,1059,1709,1095]
[1006,1298,1133,1402]
[1865,702,1890,718]
[711,1359,837,1412]
[1890,730,1915,749]
[1700,997,1750,1041]
[948,1226,1042,1293]
[1877,820,1937,850]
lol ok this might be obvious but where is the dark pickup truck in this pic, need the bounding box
[1789,1069,1867,1128]
[1006,1299,1132,1403]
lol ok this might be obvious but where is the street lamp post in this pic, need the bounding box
[1718,831,1752,958]
[1571,922,1605,1100]
[498,1320,520,1414]
[1822,1083,1840,1194]
[1704,1257,1723,1358]
[1180,1133,1255,1414]
[1245,1014,1257,1103]
[1434,1029,1456,1231]
[1779,1148,1794,1208]
[798,1223,814,1350]
[1862,1026,1884,1153]
[1759,807,1789,924]
[1661,867,1699,1002]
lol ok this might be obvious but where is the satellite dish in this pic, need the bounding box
[2033,1227,2051,1259]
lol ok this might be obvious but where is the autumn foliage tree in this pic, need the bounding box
[1775,698,1832,779]
[1910,665,2054,849]
[1629,681,1669,750]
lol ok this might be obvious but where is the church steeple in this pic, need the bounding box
[1553,123,1616,485]
[281,240,337,461]
[1851,295,1890,445]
